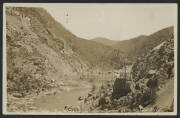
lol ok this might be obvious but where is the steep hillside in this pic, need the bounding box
[6,7,88,94]
[72,37,126,70]
[130,36,174,111]
[83,35,174,112]
[6,7,125,95]
[113,26,173,59]
[91,37,118,46]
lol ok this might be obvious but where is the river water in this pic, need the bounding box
[33,85,92,112]
[32,70,121,112]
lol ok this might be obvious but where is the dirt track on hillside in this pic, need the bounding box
[144,79,174,112]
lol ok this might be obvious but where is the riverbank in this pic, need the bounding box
[7,79,93,113]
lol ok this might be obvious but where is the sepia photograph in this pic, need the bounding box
[3,3,177,115]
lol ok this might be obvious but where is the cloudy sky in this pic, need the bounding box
[5,3,177,41]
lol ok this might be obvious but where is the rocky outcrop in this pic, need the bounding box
[112,78,131,99]
[131,36,174,86]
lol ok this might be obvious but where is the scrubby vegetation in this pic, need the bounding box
[5,6,174,113]
[112,78,131,99]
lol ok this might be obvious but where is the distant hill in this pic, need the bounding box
[112,26,174,60]
[112,35,147,57]
[91,37,118,46]
[91,26,173,61]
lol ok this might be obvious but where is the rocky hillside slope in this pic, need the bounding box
[83,34,174,112]
[130,35,174,111]
[131,35,174,84]
[6,7,85,94]
[6,7,126,95]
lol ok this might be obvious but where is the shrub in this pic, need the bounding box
[99,96,106,107]
[146,76,158,89]
[91,84,96,92]
[135,88,156,107]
